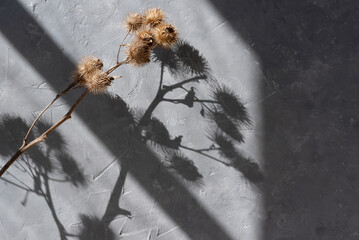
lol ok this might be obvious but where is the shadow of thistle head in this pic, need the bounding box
[231,155,264,183]
[55,152,87,187]
[72,56,114,94]
[212,85,251,127]
[174,40,209,75]
[27,145,54,172]
[210,110,244,143]
[167,152,203,183]
[141,117,183,151]
[152,46,180,74]
[209,131,237,159]
[78,215,116,240]
[0,114,29,156]
[142,117,171,145]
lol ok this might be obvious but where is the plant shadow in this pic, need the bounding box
[0,115,87,240]
[77,41,263,239]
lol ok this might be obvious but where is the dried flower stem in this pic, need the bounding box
[116,31,130,64]
[105,59,129,75]
[0,89,89,177]
[21,79,80,148]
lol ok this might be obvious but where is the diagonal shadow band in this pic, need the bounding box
[207,0,359,239]
[0,1,234,239]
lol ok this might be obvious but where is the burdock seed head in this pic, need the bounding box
[137,29,156,48]
[154,23,178,48]
[126,40,151,66]
[73,57,114,94]
[85,70,114,94]
[144,8,166,27]
[124,12,144,33]
[72,56,103,84]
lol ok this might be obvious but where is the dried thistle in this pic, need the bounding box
[72,56,103,85]
[137,29,156,48]
[72,57,113,94]
[124,12,144,33]
[126,40,151,66]
[84,70,114,95]
[144,8,166,27]
[154,23,178,48]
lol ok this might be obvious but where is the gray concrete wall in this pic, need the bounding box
[207,0,359,239]
[0,1,265,239]
[2,0,359,240]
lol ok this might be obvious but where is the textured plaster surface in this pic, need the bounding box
[207,0,359,239]
[0,0,264,240]
[2,0,358,240]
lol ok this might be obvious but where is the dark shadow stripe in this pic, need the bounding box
[207,0,359,239]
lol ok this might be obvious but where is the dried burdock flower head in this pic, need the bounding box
[126,40,151,66]
[137,29,156,48]
[85,70,114,94]
[72,56,103,84]
[144,8,166,27]
[73,57,114,94]
[154,23,178,48]
[124,12,144,33]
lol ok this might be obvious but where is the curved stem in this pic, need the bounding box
[0,89,89,178]
[116,31,130,64]
[22,79,80,148]
[105,58,129,75]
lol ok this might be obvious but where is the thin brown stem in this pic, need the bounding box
[116,31,130,64]
[105,59,129,75]
[22,79,80,148]
[0,89,89,178]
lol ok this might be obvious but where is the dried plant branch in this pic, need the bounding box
[21,79,80,148]
[116,31,130,64]
[1,7,180,177]
[0,90,89,177]
[105,59,129,75]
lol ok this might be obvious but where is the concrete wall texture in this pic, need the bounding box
[0,0,358,240]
